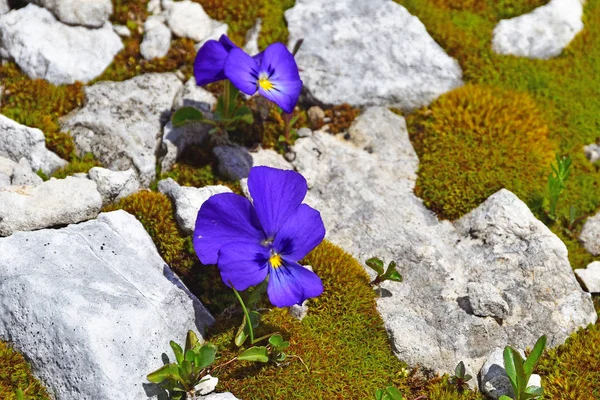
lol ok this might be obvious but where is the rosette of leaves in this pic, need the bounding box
[237,334,291,363]
[171,82,253,135]
[147,330,217,400]
[365,257,403,286]
[500,335,546,400]
[448,361,472,392]
[374,386,404,400]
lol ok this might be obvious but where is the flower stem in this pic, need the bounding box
[223,80,232,119]
[231,286,254,344]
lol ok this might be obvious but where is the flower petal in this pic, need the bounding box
[224,48,259,95]
[274,204,325,261]
[218,241,270,291]
[267,260,323,307]
[257,43,302,113]
[218,34,237,52]
[194,39,229,86]
[193,193,265,265]
[247,166,308,238]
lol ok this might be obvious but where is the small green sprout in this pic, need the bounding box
[237,334,291,364]
[374,386,404,400]
[147,330,217,400]
[15,388,25,400]
[366,257,403,286]
[448,361,472,392]
[499,335,546,400]
[547,155,572,220]
[171,81,253,135]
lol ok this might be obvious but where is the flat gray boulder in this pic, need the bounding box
[285,0,463,110]
[0,114,66,175]
[492,0,586,59]
[0,4,123,84]
[26,0,113,28]
[158,178,231,235]
[0,210,214,399]
[0,176,102,236]
[61,73,183,187]
[250,107,596,380]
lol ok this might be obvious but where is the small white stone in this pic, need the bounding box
[140,15,172,60]
[113,24,131,38]
[195,374,218,396]
[575,261,600,293]
[584,143,600,164]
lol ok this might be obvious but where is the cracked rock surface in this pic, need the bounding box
[0,210,214,399]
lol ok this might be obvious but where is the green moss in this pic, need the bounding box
[407,84,555,220]
[538,323,600,399]
[50,153,101,179]
[0,341,50,400]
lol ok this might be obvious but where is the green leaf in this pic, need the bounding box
[503,346,518,391]
[269,334,284,348]
[15,389,24,400]
[172,107,204,127]
[275,352,286,362]
[235,324,248,347]
[463,374,473,382]
[499,396,513,400]
[181,360,192,381]
[216,96,224,116]
[195,343,217,369]
[524,335,546,376]
[170,341,184,365]
[366,257,385,275]
[455,361,465,377]
[246,280,267,308]
[384,386,404,400]
[234,105,254,125]
[238,346,269,363]
[525,385,543,396]
[185,349,196,363]
[385,270,403,282]
[208,127,221,135]
[512,349,527,393]
[375,389,384,400]
[147,363,180,383]
[185,331,199,353]
[227,85,240,116]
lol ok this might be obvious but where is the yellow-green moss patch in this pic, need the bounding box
[0,341,50,400]
[408,84,555,220]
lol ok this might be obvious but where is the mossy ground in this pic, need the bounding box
[2,0,600,398]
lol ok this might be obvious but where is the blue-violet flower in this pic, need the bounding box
[194,35,302,113]
[193,166,324,307]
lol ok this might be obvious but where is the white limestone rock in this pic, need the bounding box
[0,114,67,175]
[467,282,510,320]
[0,210,214,399]
[113,24,131,38]
[61,73,183,187]
[0,156,16,177]
[0,0,9,15]
[0,4,123,84]
[200,393,240,400]
[173,77,217,112]
[213,145,253,181]
[250,107,597,380]
[10,158,43,187]
[87,167,141,205]
[0,176,102,236]
[243,18,262,56]
[579,212,600,255]
[584,143,600,164]
[492,0,586,59]
[159,120,211,173]
[285,0,463,110]
[575,261,600,293]
[27,0,113,28]
[165,0,227,42]
[158,178,231,235]
[141,15,172,60]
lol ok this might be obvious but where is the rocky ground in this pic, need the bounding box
[0,0,599,399]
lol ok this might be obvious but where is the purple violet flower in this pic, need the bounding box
[194,35,237,86]
[224,42,302,113]
[193,166,324,307]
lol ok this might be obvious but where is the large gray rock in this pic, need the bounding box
[10,158,43,187]
[213,145,253,181]
[27,0,113,28]
[87,167,141,205]
[158,178,231,235]
[164,0,227,42]
[61,73,183,187]
[141,15,172,60]
[0,176,102,236]
[579,212,600,255]
[0,114,67,174]
[492,0,585,59]
[0,210,214,399]
[0,4,123,85]
[575,261,600,293]
[285,0,463,110]
[250,107,597,380]
[173,77,217,112]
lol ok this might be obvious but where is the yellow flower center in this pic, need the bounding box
[258,76,274,91]
[269,253,283,269]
